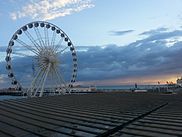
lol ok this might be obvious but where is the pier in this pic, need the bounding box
[0,92,182,137]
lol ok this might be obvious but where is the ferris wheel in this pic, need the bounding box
[5,21,77,97]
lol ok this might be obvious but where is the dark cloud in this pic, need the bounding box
[1,28,182,87]
[110,30,134,36]
[77,29,182,81]
[0,49,73,88]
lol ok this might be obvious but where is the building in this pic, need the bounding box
[177,77,182,87]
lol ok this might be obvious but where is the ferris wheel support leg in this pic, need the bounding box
[27,68,43,97]
[33,70,46,97]
[39,63,51,97]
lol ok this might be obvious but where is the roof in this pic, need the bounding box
[0,92,182,137]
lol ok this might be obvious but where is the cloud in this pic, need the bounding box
[10,0,94,20]
[0,61,11,88]
[0,46,8,52]
[0,74,9,88]
[110,30,134,36]
[76,29,182,83]
[0,49,74,88]
[140,27,168,36]
[1,28,182,87]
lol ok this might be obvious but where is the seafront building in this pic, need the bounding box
[177,77,182,86]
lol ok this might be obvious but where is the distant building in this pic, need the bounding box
[71,85,96,92]
[177,77,182,86]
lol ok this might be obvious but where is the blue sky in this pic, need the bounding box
[0,0,182,87]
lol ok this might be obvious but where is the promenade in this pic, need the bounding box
[0,92,182,137]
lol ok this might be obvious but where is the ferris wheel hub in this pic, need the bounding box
[38,47,59,68]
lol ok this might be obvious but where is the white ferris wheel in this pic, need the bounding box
[5,21,77,97]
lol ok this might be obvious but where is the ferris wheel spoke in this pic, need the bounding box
[44,27,49,47]
[33,67,48,97]
[24,31,42,52]
[49,70,56,94]
[39,63,51,97]
[34,27,44,49]
[27,68,44,97]
[53,68,67,94]
[13,52,34,58]
[55,80,61,94]
[38,64,45,70]
[51,31,56,48]
[37,61,48,70]
[57,46,69,54]
[51,70,62,94]
[54,74,65,94]
[54,37,64,51]
[34,72,47,96]
[52,69,61,94]
[16,39,39,55]
[54,67,68,90]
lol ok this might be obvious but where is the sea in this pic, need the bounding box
[0,85,167,101]
[96,84,164,90]
[0,95,25,101]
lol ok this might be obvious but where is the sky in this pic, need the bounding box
[0,0,182,88]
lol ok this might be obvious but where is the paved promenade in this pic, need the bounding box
[0,92,182,137]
